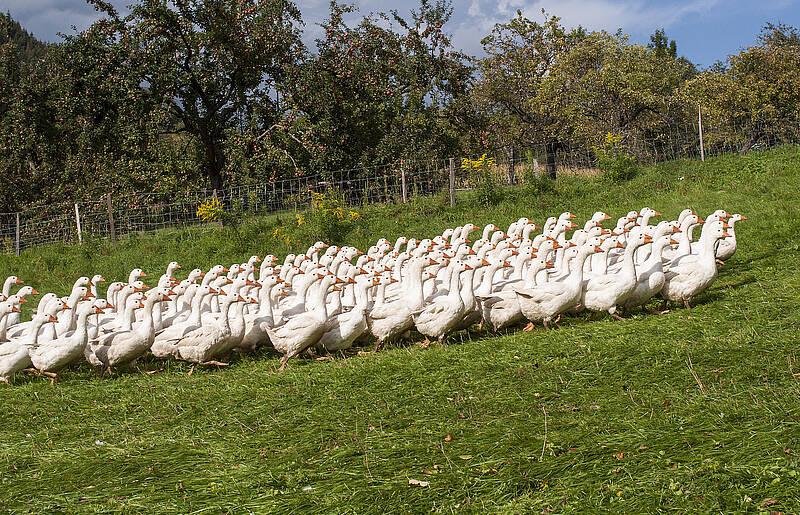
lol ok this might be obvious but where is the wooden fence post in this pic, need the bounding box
[15,212,20,256]
[212,189,223,227]
[106,193,116,242]
[448,158,455,207]
[74,203,82,244]
[698,105,705,162]
[507,148,516,185]
[401,167,407,203]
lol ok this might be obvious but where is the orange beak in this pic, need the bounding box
[594,246,605,253]
[464,264,473,270]
[722,231,732,238]
[332,285,342,292]
[545,262,554,269]
[11,306,20,313]
[48,315,58,323]
[643,235,653,244]
[87,280,94,287]
[669,238,679,245]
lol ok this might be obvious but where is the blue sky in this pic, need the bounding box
[5,0,800,68]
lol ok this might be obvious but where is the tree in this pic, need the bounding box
[473,11,695,177]
[473,11,586,178]
[685,23,800,153]
[284,1,474,176]
[0,12,49,63]
[90,0,305,190]
[649,28,677,59]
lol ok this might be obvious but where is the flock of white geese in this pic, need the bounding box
[0,207,744,384]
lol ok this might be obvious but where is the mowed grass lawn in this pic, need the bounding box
[0,148,799,513]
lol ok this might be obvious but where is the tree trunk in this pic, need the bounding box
[545,140,558,180]
[200,131,225,191]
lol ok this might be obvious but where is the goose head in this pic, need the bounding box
[128,268,146,283]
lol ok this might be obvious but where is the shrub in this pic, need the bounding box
[462,153,504,208]
[296,189,361,245]
[522,164,555,196]
[197,198,223,224]
[597,133,638,183]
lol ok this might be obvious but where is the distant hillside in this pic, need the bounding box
[0,12,49,62]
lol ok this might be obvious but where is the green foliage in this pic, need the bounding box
[295,189,362,245]
[0,12,49,62]
[597,133,638,183]
[462,153,503,207]
[522,167,555,196]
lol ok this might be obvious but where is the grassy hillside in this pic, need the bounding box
[0,147,799,512]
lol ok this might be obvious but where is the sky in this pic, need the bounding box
[4,0,800,68]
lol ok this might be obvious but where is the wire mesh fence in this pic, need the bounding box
[2,116,798,254]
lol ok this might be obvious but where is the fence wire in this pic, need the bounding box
[1,117,797,253]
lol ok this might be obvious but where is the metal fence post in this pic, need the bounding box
[15,212,20,256]
[698,105,705,162]
[107,193,116,242]
[401,167,407,203]
[74,203,82,244]
[449,158,455,207]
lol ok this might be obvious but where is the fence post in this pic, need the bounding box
[106,193,116,242]
[401,167,407,204]
[15,212,20,256]
[698,105,705,162]
[507,148,515,185]
[448,158,455,207]
[74,203,82,244]
[212,189,223,228]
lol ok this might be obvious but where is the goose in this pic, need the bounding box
[152,286,218,358]
[1,276,23,298]
[30,302,103,383]
[478,257,551,332]
[622,234,678,313]
[516,244,601,329]
[368,256,434,352]
[169,294,245,367]
[0,294,28,342]
[316,276,381,353]
[581,233,653,320]
[6,293,59,340]
[0,303,28,383]
[412,261,471,345]
[714,214,746,263]
[267,275,337,371]
[238,276,285,353]
[661,220,731,309]
[86,290,171,373]
[3,285,39,328]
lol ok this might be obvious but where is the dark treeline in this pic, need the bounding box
[1,1,799,212]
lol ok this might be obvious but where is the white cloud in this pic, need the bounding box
[449,0,720,56]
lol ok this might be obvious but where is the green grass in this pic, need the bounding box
[1,147,799,513]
